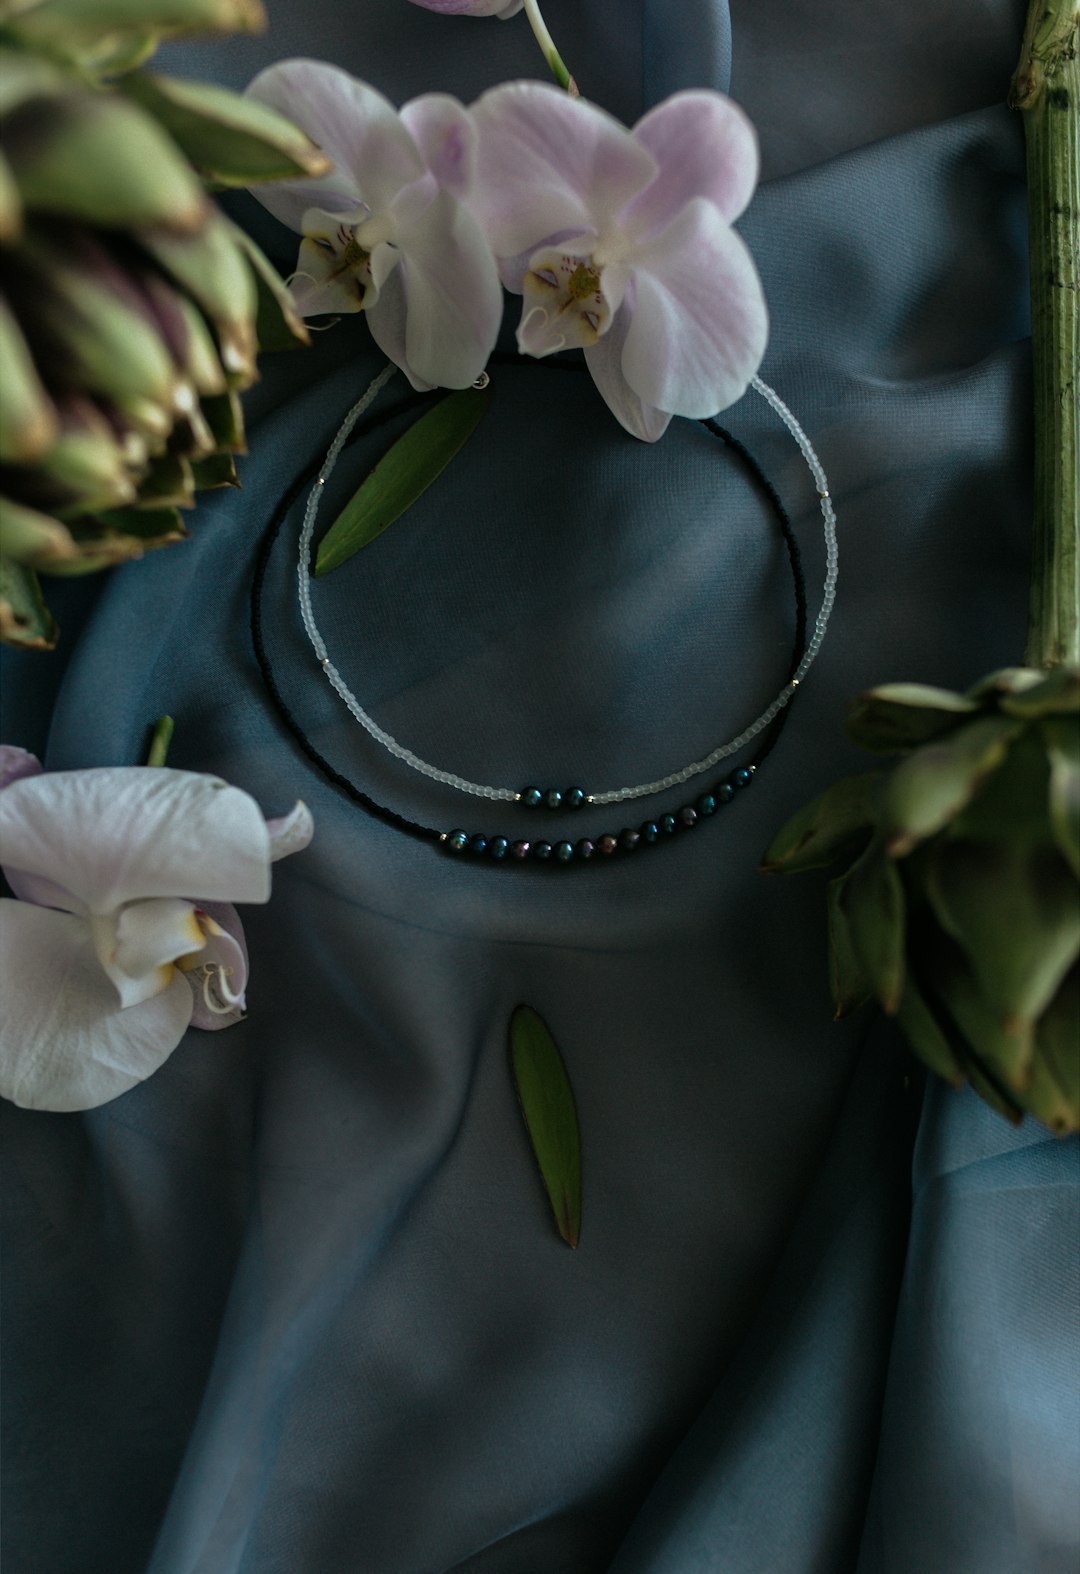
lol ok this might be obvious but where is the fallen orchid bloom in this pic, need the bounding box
[244,59,503,390]
[0,752,312,1111]
[470,83,768,440]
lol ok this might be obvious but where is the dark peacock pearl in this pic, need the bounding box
[446,830,469,853]
[640,821,660,844]
[510,839,531,859]
[576,838,596,859]
[696,793,717,817]
[619,828,641,851]
[520,786,543,809]
[563,787,586,810]
[555,841,575,862]
[533,840,554,861]
[468,834,488,856]
[733,768,753,789]
[489,837,509,860]
[597,834,618,856]
[678,806,698,828]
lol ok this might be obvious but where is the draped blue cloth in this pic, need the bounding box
[3,2,1077,1571]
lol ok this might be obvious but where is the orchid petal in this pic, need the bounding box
[364,267,433,392]
[0,746,41,790]
[399,94,477,197]
[246,60,425,234]
[179,901,249,1031]
[387,186,502,387]
[407,0,523,13]
[3,866,81,913]
[584,298,673,443]
[471,82,657,258]
[0,768,271,915]
[100,897,207,1009]
[621,199,768,419]
[0,900,193,1111]
[289,209,375,318]
[266,801,314,862]
[623,91,759,239]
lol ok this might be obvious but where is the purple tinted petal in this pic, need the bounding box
[390,187,502,387]
[183,902,249,1031]
[0,746,41,790]
[624,91,759,238]
[3,868,81,913]
[0,900,192,1111]
[365,267,433,391]
[246,60,423,232]
[584,298,673,442]
[399,94,477,196]
[407,0,521,11]
[471,82,656,257]
[622,199,768,418]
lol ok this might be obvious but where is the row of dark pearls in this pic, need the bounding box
[517,785,589,811]
[443,767,755,863]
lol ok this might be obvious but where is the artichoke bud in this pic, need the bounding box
[2,394,138,516]
[763,668,1080,1134]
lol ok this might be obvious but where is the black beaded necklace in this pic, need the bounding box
[251,362,812,867]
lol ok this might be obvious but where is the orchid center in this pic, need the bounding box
[290,210,379,317]
[519,248,616,356]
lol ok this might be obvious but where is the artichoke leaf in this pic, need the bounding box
[998,665,1080,717]
[190,451,238,489]
[0,294,58,463]
[882,714,1021,857]
[917,930,1035,1092]
[0,146,22,239]
[836,841,906,1013]
[0,555,57,647]
[760,771,880,874]
[4,92,207,230]
[136,212,258,383]
[845,682,980,753]
[894,971,965,1088]
[826,871,874,1018]
[0,494,77,567]
[1043,715,1080,877]
[122,72,330,185]
[926,839,1080,1029]
[1028,967,1080,1135]
[949,728,1054,847]
[3,0,265,49]
[226,218,309,351]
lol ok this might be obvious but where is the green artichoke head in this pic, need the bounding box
[0,0,331,647]
[762,666,1080,1135]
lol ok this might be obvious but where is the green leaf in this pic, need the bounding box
[509,1004,581,1249]
[836,841,907,1013]
[760,771,880,874]
[881,714,1020,857]
[845,683,980,754]
[0,555,58,648]
[926,839,1080,1029]
[122,72,330,185]
[315,383,492,575]
[1043,715,1080,877]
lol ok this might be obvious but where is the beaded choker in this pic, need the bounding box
[251,361,838,867]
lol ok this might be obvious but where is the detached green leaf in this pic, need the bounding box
[509,1004,581,1249]
[846,683,980,754]
[315,382,492,575]
[760,772,880,874]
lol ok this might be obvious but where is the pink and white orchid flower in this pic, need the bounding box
[0,751,313,1111]
[244,59,503,390]
[470,83,768,440]
[408,0,523,14]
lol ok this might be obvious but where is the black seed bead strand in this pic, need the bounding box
[441,767,757,863]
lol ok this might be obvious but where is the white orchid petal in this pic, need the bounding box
[100,897,207,1009]
[178,901,249,1031]
[621,199,768,419]
[407,0,523,13]
[2,866,82,913]
[0,900,192,1111]
[624,91,760,238]
[246,60,424,233]
[0,768,272,914]
[364,268,433,391]
[471,82,657,258]
[266,801,314,862]
[389,188,502,387]
[584,299,673,442]
[400,93,477,196]
[0,746,41,790]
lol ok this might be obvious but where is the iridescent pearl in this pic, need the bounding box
[489,837,509,860]
[597,834,618,856]
[468,834,488,856]
[734,768,753,788]
[696,794,717,817]
[716,783,735,804]
[679,806,698,828]
[555,841,575,862]
[533,840,554,860]
[576,839,596,859]
[619,828,641,851]
[520,787,543,809]
[640,821,660,843]
[544,788,563,810]
[447,830,468,853]
[564,787,586,811]
[660,815,677,836]
[511,840,532,859]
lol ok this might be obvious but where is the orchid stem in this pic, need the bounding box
[145,714,174,768]
[523,0,578,96]
[1010,0,1080,669]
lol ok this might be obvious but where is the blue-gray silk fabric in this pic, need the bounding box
[2,2,1077,1571]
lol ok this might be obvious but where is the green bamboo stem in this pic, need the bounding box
[145,713,174,767]
[1010,0,1080,668]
